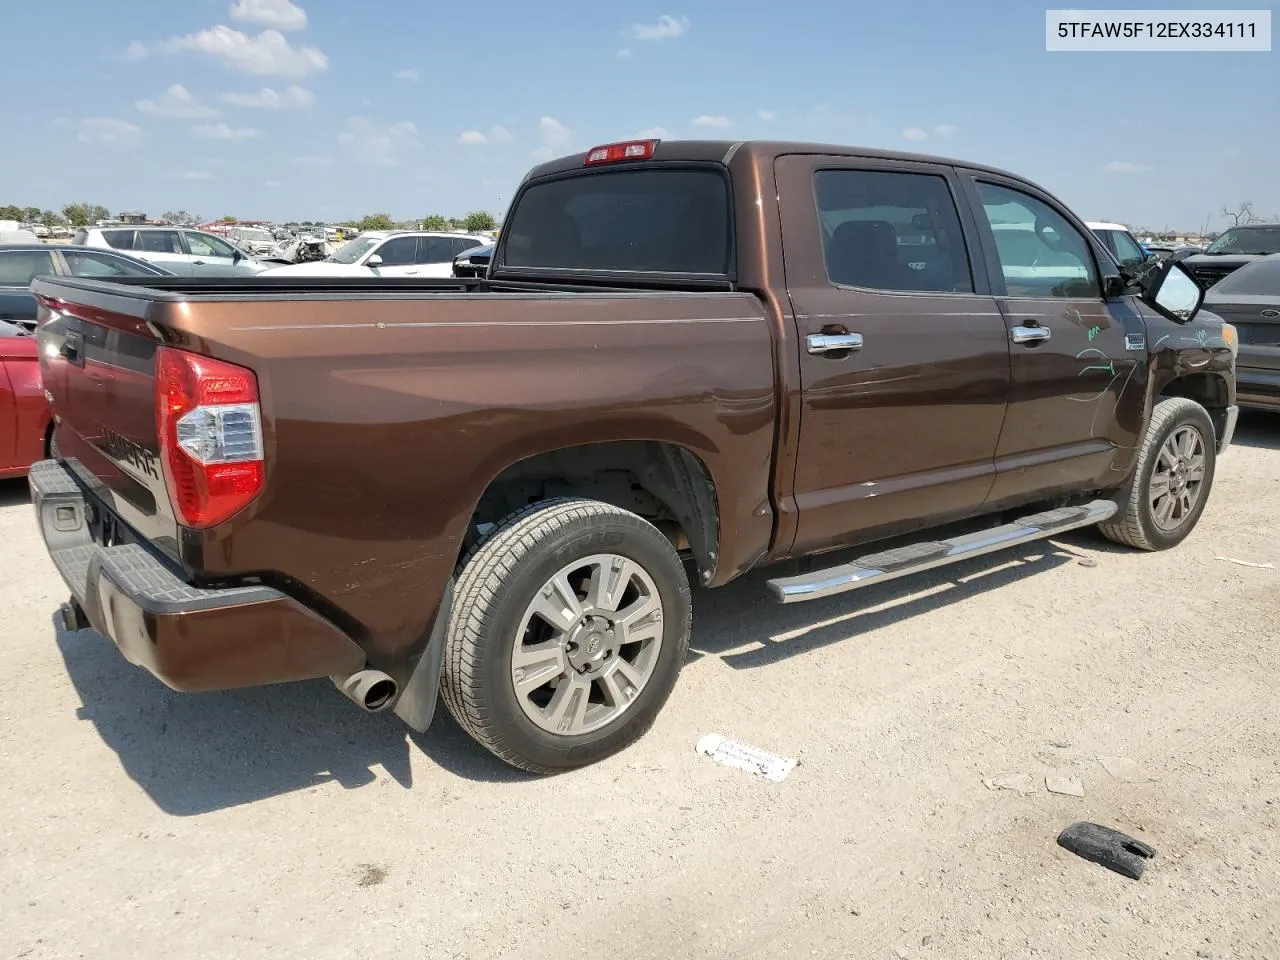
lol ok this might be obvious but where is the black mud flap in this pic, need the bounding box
[1057,821,1157,880]
[392,580,453,733]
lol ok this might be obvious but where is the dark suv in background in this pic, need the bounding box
[1183,225,1280,288]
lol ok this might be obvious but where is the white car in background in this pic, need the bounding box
[227,225,277,258]
[73,225,267,276]
[1087,220,1150,269]
[261,231,489,278]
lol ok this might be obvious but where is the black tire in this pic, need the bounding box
[1098,397,1216,551]
[46,425,59,461]
[440,498,692,774]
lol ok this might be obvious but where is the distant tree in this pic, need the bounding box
[21,207,42,223]
[220,215,237,223]
[163,209,200,226]
[40,210,62,228]
[421,214,450,231]
[61,202,109,227]
[461,210,496,232]
[0,204,23,221]
[1220,201,1261,227]
[358,212,394,231]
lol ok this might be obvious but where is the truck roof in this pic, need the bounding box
[525,139,1028,184]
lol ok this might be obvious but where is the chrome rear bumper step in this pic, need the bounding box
[766,499,1117,604]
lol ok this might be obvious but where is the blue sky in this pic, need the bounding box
[0,0,1274,229]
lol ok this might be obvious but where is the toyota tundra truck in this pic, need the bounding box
[28,139,1238,773]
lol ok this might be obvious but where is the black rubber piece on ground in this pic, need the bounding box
[1057,821,1157,880]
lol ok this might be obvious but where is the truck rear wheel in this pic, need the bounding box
[440,498,692,774]
[1098,396,1216,551]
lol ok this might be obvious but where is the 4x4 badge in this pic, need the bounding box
[1124,333,1146,351]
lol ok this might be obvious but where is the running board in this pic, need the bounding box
[766,500,1117,604]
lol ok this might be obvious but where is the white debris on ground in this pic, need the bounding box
[696,733,796,782]
[1046,775,1085,797]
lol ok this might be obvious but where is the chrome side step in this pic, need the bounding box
[766,499,1117,604]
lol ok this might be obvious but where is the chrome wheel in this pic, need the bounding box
[511,554,664,736]
[1150,424,1206,532]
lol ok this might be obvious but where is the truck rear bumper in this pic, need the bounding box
[30,459,366,692]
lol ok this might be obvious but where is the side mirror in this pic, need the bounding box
[232,249,243,262]
[366,255,383,268]
[1141,259,1203,324]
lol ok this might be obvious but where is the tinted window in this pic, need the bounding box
[102,229,136,250]
[417,237,459,264]
[503,167,731,275]
[1205,226,1280,256]
[1211,258,1280,296]
[977,183,1097,298]
[185,232,237,258]
[453,237,484,256]
[815,169,972,293]
[0,250,56,285]
[1104,229,1147,267]
[62,250,159,278]
[373,237,417,266]
[137,230,183,254]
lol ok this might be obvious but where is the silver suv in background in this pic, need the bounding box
[73,226,267,276]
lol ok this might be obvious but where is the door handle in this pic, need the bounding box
[806,332,864,355]
[1010,324,1051,344]
[193,260,206,265]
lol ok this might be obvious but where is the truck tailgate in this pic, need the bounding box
[34,278,180,554]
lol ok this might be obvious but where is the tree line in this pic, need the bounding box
[347,211,499,233]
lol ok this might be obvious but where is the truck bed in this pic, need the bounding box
[30,273,778,669]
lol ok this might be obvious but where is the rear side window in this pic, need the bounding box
[815,169,973,293]
[62,251,157,278]
[417,237,458,264]
[502,167,731,275]
[138,231,182,254]
[102,229,136,250]
[0,250,55,285]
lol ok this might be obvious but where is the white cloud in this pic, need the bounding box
[229,0,307,30]
[219,85,314,108]
[121,40,149,61]
[531,146,554,162]
[457,124,514,147]
[291,154,332,167]
[56,117,142,143]
[692,114,733,128]
[539,116,571,147]
[156,26,328,78]
[638,126,672,139]
[1104,160,1150,173]
[172,170,215,181]
[395,68,421,82]
[625,15,689,40]
[758,109,777,122]
[136,84,221,119]
[617,47,634,59]
[902,126,928,141]
[338,117,422,166]
[932,124,956,138]
[195,122,265,140]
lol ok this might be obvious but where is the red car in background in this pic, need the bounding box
[0,319,51,477]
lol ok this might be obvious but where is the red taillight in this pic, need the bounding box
[584,139,657,165]
[155,347,265,528]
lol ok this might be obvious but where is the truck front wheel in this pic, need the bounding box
[1098,396,1217,551]
[440,498,692,773]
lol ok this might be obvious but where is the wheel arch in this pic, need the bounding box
[464,440,721,583]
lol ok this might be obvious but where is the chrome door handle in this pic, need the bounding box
[1010,324,1051,344]
[806,332,863,355]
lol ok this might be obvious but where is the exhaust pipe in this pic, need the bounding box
[335,669,398,712]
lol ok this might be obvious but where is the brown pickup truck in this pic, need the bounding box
[30,139,1238,773]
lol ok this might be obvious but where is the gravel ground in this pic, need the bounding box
[2,414,1278,960]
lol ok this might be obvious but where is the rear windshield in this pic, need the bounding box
[501,166,731,276]
[1206,226,1280,256]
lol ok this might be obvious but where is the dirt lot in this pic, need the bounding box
[2,416,1278,960]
